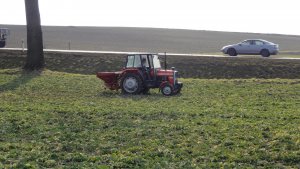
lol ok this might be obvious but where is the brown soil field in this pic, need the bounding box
[1,50,300,79]
[1,25,300,54]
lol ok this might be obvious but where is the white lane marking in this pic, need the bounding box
[1,48,300,60]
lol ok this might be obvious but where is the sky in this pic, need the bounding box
[1,0,300,35]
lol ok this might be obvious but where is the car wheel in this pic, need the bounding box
[228,48,237,56]
[121,73,143,94]
[261,49,270,57]
[161,84,173,96]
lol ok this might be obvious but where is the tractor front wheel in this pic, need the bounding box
[121,73,143,94]
[161,84,173,96]
[173,87,181,95]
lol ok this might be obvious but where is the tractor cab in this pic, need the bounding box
[125,54,161,81]
[126,54,161,69]
[0,28,9,48]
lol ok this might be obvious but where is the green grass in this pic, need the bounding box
[0,69,300,168]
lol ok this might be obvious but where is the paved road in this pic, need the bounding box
[1,48,300,60]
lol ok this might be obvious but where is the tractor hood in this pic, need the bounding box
[156,69,176,76]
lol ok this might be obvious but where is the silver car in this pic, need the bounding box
[221,39,279,57]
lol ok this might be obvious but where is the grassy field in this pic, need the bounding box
[1,24,299,168]
[0,68,299,168]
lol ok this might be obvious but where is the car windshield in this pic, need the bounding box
[261,40,273,45]
[153,55,161,69]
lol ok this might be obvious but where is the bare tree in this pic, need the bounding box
[24,0,44,70]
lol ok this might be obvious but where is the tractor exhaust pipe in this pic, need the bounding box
[164,52,167,70]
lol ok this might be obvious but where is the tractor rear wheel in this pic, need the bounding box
[161,84,173,96]
[121,73,143,94]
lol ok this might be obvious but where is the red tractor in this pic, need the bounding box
[97,53,183,96]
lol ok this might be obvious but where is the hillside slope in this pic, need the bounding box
[1,50,300,78]
[1,25,300,53]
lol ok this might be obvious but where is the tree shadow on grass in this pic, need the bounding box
[0,69,41,92]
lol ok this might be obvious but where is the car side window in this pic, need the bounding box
[255,41,264,46]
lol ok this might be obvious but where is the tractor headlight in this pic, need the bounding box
[174,71,178,85]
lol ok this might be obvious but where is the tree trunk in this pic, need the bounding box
[24,0,44,70]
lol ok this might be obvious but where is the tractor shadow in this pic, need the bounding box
[0,69,41,92]
[97,90,182,100]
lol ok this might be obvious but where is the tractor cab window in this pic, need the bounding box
[153,55,161,69]
[141,55,149,68]
[126,54,161,69]
[126,55,142,68]
[126,55,135,67]
[134,55,141,67]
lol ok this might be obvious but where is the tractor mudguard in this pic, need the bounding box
[121,69,145,81]
[97,72,121,90]
[159,81,172,91]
